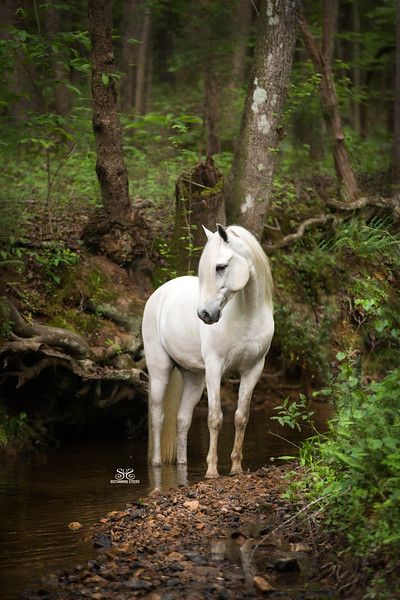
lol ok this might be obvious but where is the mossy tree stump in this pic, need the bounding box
[171,157,225,276]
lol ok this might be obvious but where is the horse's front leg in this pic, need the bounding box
[230,358,265,475]
[205,359,223,478]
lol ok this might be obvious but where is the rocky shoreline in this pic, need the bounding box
[24,465,341,599]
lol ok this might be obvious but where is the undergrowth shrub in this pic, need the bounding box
[287,356,400,595]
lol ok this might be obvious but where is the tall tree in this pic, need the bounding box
[134,2,151,115]
[86,0,151,283]
[120,0,139,112]
[46,0,71,116]
[300,5,359,202]
[392,0,400,184]
[352,0,362,137]
[229,0,253,89]
[88,0,131,224]
[204,70,221,156]
[226,0,301,239]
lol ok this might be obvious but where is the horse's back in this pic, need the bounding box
[142,276,204,372]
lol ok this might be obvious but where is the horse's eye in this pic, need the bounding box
[216,264,227,274]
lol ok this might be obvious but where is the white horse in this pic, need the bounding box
[142,224,274,478]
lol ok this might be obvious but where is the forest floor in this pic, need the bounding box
[23,464,359,600]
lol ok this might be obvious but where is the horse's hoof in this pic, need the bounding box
[151,460,162,467]
[205,471,219,479]
[230,466,243,476]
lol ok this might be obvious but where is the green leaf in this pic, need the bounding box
[101,73,110,86]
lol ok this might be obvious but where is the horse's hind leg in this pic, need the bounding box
[147,353,173,466]
[231,358,265,475]
[177,371,204,464]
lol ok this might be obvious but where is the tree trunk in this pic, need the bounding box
[300,12,359,202]
[352,0,362,137]
[88,0,131,224]
[322,0,337,64]
[120,0,139,112]
[225,0,301,240]
[391,0,400,184]
[46,0,71,116]
[204,71,221,156]
[134,4,151,115]
[229,0,253,88]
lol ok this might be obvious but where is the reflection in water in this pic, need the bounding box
[0,401,329,599]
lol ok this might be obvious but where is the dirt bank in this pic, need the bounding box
[23,465,348,600]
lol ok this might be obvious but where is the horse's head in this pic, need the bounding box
[197,224,251,324]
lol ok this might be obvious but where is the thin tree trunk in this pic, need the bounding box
[134,4,151,115]
[322,0,337,64]
[204,71,221,156]
[229,0,253,88]
[226,0,301,240]
[391,0,400,183]
[352,0,362,136]
[120,0,139,112]
[46,0,71,116]
[300,12,359,202]
[88,0,131,224]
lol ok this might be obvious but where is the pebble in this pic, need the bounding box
[253,575,275,593]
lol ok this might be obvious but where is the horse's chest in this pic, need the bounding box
[224,339,267,372]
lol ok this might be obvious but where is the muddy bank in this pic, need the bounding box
[23,465,346,600]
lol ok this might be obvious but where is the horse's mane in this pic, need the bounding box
[228,225,273,307]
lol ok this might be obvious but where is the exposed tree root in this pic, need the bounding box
[0,299,147,406]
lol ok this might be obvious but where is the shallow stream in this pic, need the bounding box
[0,400,329,599]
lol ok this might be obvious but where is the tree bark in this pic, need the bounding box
[46,0,71,116]
[88,0,132,224]
[352,0,362,137]
[134,3,151,115]
[391,0,400,184]
[300,11,359,202]
[204,71,221,156]
[225,0,301,240]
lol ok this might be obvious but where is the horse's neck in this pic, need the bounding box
[235,269,267,317]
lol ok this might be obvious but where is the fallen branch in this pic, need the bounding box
[250,493,331,562]
[265,215,336,251]
[326,193,400,219]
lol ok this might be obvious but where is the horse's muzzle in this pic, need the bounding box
[197,308,221,324]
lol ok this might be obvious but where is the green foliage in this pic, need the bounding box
[33,246,79,285]
[321,217,400,264]
[271,394,314,432]
[289,354,400,595]
[0,408,28,448]
[274,303,334,383]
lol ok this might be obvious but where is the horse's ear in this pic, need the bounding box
[202,225,213,241]
[217,223,228,243]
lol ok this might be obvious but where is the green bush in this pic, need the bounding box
[292,356,400,585]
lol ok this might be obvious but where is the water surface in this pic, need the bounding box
[0,400,329,599]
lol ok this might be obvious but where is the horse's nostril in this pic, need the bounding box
[198,309,211,323]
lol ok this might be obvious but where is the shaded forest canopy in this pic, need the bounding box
[0,1,400,598]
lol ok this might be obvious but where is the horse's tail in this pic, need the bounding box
[148,368,183,464]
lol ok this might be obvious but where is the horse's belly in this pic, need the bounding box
[159,277,204,372]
